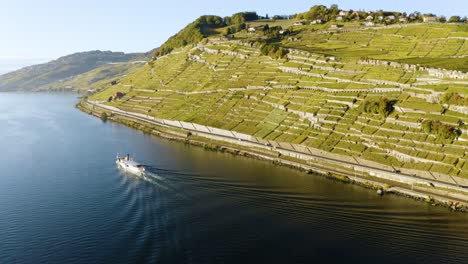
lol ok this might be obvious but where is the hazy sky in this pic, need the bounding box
[0,0,466,73]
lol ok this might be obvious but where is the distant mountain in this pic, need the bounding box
[0,50,143,91]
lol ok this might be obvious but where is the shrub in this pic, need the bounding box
[361,97,395,117]
[260,43,289,59]
[421,120,460,140]
[100,112,108,122]
[440,92,468,106]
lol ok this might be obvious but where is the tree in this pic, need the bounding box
[100,112,108,122]
[440,92,468,105]
[305,5,327,21]
[439,16,447,23]
[449,16,461,23]
[361,97,394,117]
[328,4,339,20]
[422,120,460,140]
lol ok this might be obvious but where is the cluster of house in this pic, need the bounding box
[294,11,438,29]
[335,10,438,23]
[247,10,441,34]
[247,25,289,36]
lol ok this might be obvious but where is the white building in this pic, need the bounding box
[423,16,437,23]
[339,11,349,16]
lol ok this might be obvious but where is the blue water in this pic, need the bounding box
[0,93,467,264]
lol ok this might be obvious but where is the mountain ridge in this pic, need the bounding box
[0,50,143,92]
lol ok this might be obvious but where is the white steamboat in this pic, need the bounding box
[116,154,146,175]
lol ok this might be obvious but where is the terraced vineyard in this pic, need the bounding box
[89,22,468,179]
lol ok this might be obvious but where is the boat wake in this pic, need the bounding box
[128,166,191,200]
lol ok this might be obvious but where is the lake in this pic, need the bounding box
[0,93,467,264]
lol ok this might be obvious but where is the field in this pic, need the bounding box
[89,22,468,179]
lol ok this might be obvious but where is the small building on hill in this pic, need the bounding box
[423,16,437,22]
[365,15,374,21]
[339,11,349,16]
[364,22,375,27]
[386,15,396,21]
[311,19,325,24]
[330,24,343,29]
[293,21,306,26]
[248,25,265,32]
[336,16,343,21]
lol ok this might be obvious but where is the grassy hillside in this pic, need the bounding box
[36,62,145,92]
[89,15,468,178]
[0,51,142,92]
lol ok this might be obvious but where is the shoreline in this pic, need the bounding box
[77,100,468,212]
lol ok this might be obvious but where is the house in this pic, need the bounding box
[399,17,408,22]
[386,15,396,21]
[365,15,374,21]
[423,16,437,22]
[330,24,343,29]
[339,11,349,16]
[336,16,344,21]
[293,21,305,26]
[311,19,325,24]
[248,25,265,32]
[378,16,384,21]
[364,22,375,27]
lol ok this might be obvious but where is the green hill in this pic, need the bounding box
[0,50,142,92]
[87,7,468,179]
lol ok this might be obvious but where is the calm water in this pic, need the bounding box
[0,93,467,264]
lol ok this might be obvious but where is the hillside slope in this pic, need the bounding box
[89,19,468,179]
[0,50,142,92]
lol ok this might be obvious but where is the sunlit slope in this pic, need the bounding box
[284,23,468,71]
[90,22,468,178]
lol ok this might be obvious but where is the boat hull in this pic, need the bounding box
[116,160,145,176]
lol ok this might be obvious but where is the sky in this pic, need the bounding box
[0,0,466,73]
